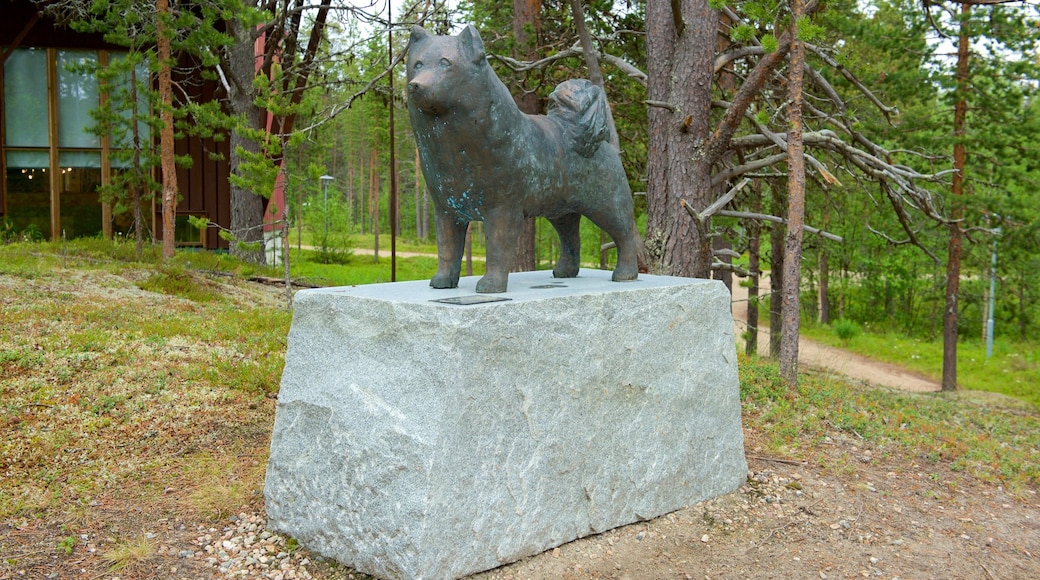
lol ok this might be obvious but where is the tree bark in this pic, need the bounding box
[780,0,807,387]
[770,183,785,358]
[157,0,177,261]
[510,0,542,272]
[818,247,830,324]
[818,207,830,324]
[370,148,379,261]
[942,3,971,392]
[745,184,762,357]
[226,18,265,264]
[645,0,719,278]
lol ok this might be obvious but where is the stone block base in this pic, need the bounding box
[264,269,747,579]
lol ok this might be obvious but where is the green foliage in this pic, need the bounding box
[832,319,861,344]
[730,23,758,43]
[1,219,44,244]
[759,34,778,53]
[57,536,75,555]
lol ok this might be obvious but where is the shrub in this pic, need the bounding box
[832,318,861,345]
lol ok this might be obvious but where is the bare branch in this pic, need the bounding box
[645,100,677,112]
[600,53,647,86]
[712,261,751,276]
[806,44,898,119]
[690,178,752,222]
[714,46,763,74]
[712,153,788,187]
[716,210,844,242]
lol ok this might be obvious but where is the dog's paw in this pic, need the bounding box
[475,275,507,294]
[611,266,638,282]
[430,273,460,289]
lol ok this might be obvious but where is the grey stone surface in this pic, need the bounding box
[264,269,747,579]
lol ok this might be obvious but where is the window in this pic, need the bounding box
[3,48,50,237]
[2,47,153,240]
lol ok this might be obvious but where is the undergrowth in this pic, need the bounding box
[739,354,1040,493]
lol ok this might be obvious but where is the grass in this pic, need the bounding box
[1,238,1039,574]
[0,241,289,558]
[285,230,459,257]
[102,534,155,571]
[287,247,486,287]
[739,355,1040,493]
[801,321,1040,409]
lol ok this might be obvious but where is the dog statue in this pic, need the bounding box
[407,24,639,293]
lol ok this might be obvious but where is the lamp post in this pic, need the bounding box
[320,174,334,242]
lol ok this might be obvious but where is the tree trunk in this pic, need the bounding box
[157,0,177,261]
[645,0,719,278]
[510,0,542,272]
[745,185,762,357]
[818,248,830,324]
[818,208,830,324]
[770,183,785,358]
[226,18,265,264]
[128,63,145,257]
[371,148,379,261]
[943,3,970,392]
[414,146,423,239]
[780,0,807,387]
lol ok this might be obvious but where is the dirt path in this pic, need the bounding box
[730,277,941,393]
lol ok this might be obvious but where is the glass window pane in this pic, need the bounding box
[6,150,50,168]
[59,151,102,169]
[107,53,152,149]
[5,152,51,240]
[57,157,103,238]
[58,50,100,149]
[3,48,49,148]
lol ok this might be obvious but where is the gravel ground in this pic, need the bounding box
[192,513,317,580]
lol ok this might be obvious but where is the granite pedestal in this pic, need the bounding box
[264,269,747,579]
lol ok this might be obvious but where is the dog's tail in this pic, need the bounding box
[547,79,610,158]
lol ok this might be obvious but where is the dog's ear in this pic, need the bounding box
[410,25,431,46]
[457,24,486,65]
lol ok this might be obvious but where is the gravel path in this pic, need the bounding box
[730,276,941,393]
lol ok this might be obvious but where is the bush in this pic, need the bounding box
[832,318,861,345]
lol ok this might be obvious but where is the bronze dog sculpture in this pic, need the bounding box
[407,25,639,293]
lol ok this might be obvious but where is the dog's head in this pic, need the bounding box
[407,25,487,116]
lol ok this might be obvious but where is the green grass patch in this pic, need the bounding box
[288,248,486,286]
[739,354,1040,492]
[801,323,1040,409]
[137,267,221,302]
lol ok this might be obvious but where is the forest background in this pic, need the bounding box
[281,0,1040,396]
[14,0,1040,397]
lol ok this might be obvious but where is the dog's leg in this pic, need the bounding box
[586,204,639,282]
[430,213,467,289]
[476,209,523,293]
[548,213,582,278]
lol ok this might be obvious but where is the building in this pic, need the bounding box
[0,0,270,251]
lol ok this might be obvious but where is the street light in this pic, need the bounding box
[320,174,334,242]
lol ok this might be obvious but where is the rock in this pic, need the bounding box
[265,270,747,580]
